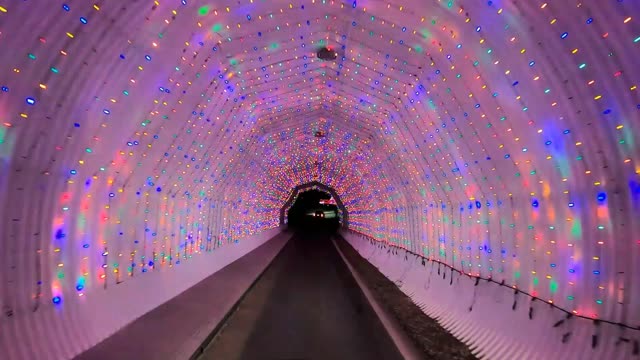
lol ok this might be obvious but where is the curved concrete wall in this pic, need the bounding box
[0,0,638,359]
[343,230,637,359]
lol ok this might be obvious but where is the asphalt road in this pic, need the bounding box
[200,231,403,360]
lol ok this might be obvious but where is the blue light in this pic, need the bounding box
[475,26,481,32]
[62,4,70,11]
[52,296,62,304]
[26,97,36,105]
[80,17,87,24]
[103,109,110,115]
[593,270,601,275]
[76,284,84,291]
[597,192,607,202]
[532,199,539,208]
[1,86,8,92]
[568,202,575,207]
[561,32,568,39]
[70,169,77,175]
[145,55,152,61]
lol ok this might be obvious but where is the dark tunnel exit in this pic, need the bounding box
[287,189,340,233]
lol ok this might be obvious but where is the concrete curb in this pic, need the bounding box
[332,237,423,360]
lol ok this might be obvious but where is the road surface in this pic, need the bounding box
[200,231,403,360]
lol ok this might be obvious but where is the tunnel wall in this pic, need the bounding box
[342,230,635,359]
[0,227,283,360]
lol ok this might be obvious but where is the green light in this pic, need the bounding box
[28,53,36,60]
[270,42,279,50]
[579,63,586,69]
[212,23,222,32]
[596,299,603,304]
[85,148,92,153]
[549,279,558,293]
[634,36,640,43]
[198,6,210,16]
[571,219,582,238]
[533,277,539,286]
[567,295,574,300]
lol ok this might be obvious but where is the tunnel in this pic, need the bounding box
[0,0,639,359]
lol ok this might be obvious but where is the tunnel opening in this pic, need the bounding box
[279,181,349,230]
[287,189,340,233]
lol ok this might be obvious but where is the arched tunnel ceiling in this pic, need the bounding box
[0,0,639,354]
